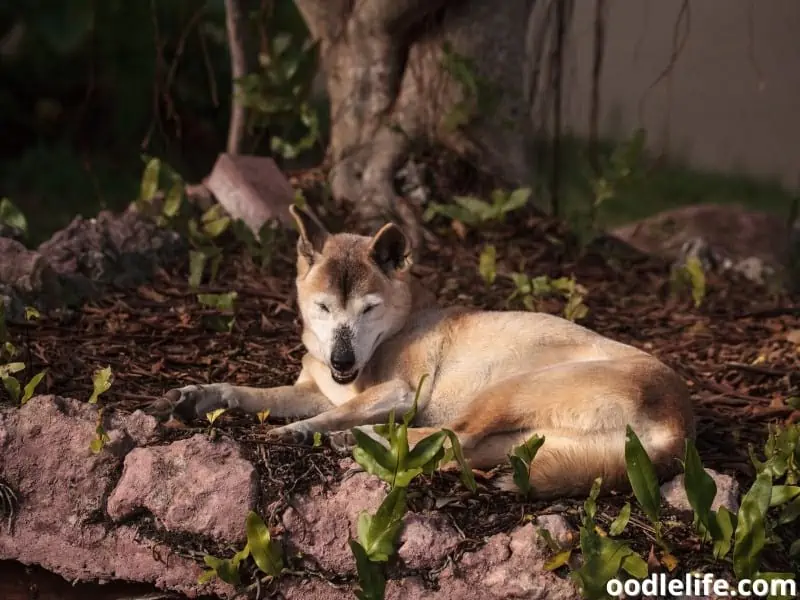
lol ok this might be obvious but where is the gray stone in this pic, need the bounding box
[661,468,740,515]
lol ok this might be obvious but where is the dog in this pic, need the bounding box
[160,205,694,497]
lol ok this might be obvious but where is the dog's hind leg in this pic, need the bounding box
[417,357,692,498]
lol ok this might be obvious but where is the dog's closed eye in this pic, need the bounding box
[316,302,331,313]
[362,304,377,315]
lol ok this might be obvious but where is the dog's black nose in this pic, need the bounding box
[330,348,356,372]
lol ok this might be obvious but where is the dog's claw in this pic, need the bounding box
[266,427,312,445]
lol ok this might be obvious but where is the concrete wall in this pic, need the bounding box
[560,0,800,188]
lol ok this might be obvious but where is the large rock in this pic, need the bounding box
[0,395,580,599]
[38,209,186,296]
[107,434,258,543]
[611,204,793,285]
[0,396,235,599]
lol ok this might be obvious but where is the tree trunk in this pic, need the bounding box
[292,0,570,233]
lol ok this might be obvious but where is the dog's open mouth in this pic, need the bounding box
[331,369,359,385]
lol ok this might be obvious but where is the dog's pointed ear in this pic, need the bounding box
[290,204,329,263]
[369,223,409,276]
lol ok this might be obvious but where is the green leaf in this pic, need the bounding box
[684,256,707,308]
[624,426,661,526]
[620,552,649,579]
[357,487,407,562]
[203,217,231,239]
[202,553,242,586]
[0,198,28,235]
[88,366,113,404]
[787,396,800,410]
[24,306,41,321]
[442,429,477,493]
[197,292,238,311]
[206,408,226,425]
[733,470,772,580]
[21,370,47,404]
[573,536,639,599]
[790,538,800,557]
[139,158,161,203]
[2,376,21,403]
[514,434,545,464]
[0,362,25,377]
[403,374,428,427]
[770,485,800,507]
[352,433,396,483]
[543,549,572,571]
[246,511,283,576]
[89,436,105,454]
[584,477,603,522]
[453,195,493,221]
[405,431,447,470]
[501,187,531,214]
[683,439,717,533]
[162,183,183,218]
[188,251,207,289]
[609,503,631,537]
[778,495,800,525]
[509,455,531,495]
[350,540,386,600]
[479,245,497,285]
[709,506,735,559]
[313,431,323,447]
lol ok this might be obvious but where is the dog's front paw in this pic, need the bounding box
[266,424,314,445]
[328,430,356,455]
[151,383,232,422]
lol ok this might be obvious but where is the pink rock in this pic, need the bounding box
[397,513,460,569]
[282,472,387,573]
[0,396,235,598]
[107,434,257,544]
[206,153,295,233]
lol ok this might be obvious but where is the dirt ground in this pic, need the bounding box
[3,162,800,592]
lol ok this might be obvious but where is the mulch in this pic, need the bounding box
[3,162,800,586]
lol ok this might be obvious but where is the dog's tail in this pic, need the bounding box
[489,424,686,498]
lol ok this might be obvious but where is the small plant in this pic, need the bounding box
[199,511,283,586]
[348,377,477,600]
[231,220,285,270]
[0,478,18,531]
[571,477,649,599]
[351,375,473,490]
[0,197,28,238]
[508,274,589,321]
[478,244,497,285]
[89,408,111,454]
[0,304,47,405]
[440,41,501,132]
[670,256,707,308]
[205,408,227,438]
[508,434,545,497]
[423,187,531,227]
[256,409,271,426]
[624,426,664,544]
[197,291,238,332]
[88,366,113,405]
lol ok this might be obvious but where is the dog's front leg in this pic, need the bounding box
[154,379,334,422]
[268,379,415,443]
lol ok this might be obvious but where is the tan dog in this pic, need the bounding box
[164,206,694,497]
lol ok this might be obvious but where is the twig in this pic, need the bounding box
[549,0,568,218]
[225,0,251,154]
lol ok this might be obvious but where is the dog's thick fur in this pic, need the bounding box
[164,206,694,497]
